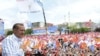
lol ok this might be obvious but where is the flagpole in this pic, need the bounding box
[40,2,47,35]
[68,11,70,34]
[29,0,47,35]
[42,7,47,35]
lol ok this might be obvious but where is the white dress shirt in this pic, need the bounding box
[2,34,24,56]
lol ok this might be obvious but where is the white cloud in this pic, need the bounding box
[69,0,100,13]
[45,6,68,24]
[45,0,100,24]
[68,0,100,22]
[1,0,100,29]
[0,0,28,29]
[2,17,14,29]
[0,1,16,11]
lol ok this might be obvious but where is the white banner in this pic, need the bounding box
[0,19,4,36]
[16,0,42,13]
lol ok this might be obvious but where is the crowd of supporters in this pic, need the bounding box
[20,32,100,56]
[0,32,100,56]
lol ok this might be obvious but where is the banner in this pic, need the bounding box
[16,0,42,13]
[33,29,46,35]
[47,26,58,33]
[0,19,4,36]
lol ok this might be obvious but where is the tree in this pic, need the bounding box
[6,30,13,36]
[95,28,100,32]
[25,29,33,35]
[70,27,90,33]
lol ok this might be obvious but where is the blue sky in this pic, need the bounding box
[0,0,100,29]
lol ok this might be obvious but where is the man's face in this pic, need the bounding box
[14,25,25,38]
